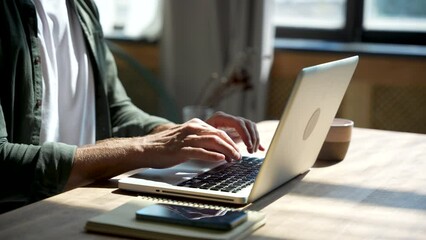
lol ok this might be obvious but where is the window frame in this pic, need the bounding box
[274,0,426,46]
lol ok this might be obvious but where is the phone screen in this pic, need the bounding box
[135,204,248,230]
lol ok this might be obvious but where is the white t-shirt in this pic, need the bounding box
[34,0,96,146]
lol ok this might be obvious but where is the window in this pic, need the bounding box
[274,0,346,29]
[274,0,426,45]
[363,0,426,32]
[93,0,163,41]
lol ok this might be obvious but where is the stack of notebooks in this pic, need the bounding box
[85,197,266,240]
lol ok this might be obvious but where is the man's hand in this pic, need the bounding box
[205,111,265,154]
[135,118,242,168]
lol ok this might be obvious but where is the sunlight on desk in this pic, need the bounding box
[250,123,426,239]
[257,192,425,239]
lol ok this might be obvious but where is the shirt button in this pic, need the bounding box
[34,56,41,65]
[36,99,42,109]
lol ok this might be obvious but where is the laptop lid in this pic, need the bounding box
[118,56,359,204]
[248,56,359,202]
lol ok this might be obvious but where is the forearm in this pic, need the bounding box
[65,138,143,190]
[65,120,177,190]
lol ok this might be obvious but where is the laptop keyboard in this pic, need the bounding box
[177,156,263,193]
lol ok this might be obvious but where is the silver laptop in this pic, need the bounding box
[118,56,359,205]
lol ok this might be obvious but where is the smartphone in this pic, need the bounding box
[135,204,248,230]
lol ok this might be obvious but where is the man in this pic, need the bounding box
[0,0,263,213]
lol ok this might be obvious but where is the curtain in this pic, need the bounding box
[161,0,275,121]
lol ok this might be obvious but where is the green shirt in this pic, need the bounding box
[0,0,171,213]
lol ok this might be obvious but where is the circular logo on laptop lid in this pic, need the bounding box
[303,108,321,140]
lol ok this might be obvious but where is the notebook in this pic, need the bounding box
[118,56,359,205]
[85,197,266,240]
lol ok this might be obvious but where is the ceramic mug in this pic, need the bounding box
[318,118,354,161]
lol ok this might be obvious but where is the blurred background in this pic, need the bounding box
[93,0,426,134]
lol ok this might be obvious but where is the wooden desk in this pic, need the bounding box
[1,121,426,239]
